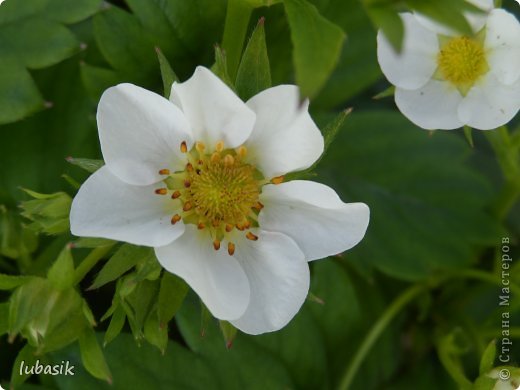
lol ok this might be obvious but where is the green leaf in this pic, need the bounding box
[90,244,153,289]
[10,344,38,388]
[479,340,497,375]
[176,295,294,389]
[156,47,178,99]
[19,189,72,235]
[144,308,168,354]
[219,321,238,349]
[66,157,104,173]
[318,110,503,280]
[73,237,115,249]
[51,332,216,389]
[283,0,345,98]
[0,0,98,124]
[0,274,33,290]
[212,45,235,89]
[0,302,9,336]
[47,244,75,290]
[103,304,126,347]
[93,6,157,86]
[79,328,112,383]
[124,279,159,337]
[79,63,124,102]
[366,5,404,52]
[157,272,189,326]
[235,17,272,101]
[0,206,38,259]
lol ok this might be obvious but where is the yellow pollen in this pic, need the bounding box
[164,141,264,254]
[437,36,488,90]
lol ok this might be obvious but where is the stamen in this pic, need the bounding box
[215,140,224,153]
[171,214,181,225]
[210,152,220,163]
[197,222,205,230]
[171,190,181,199]
[225,224,234,233]
[237,146,247,159]
[186,163,194,172]
[271,176,284,185]
[228,242,235,256]
[158,169,170,175]
[236,223,245,231]
[213,239,221,250]
[183,202,193,211]
[212,219,220,228]
[246,232,258,241]
[180,141,188,153]
[155,188,168,195]
[252,201,264,211]
[195,142,206,153]
[184,180,191,188]
[223,154,235,167]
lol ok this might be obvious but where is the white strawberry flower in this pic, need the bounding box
[377,0,520,130]
[70,66,370,335]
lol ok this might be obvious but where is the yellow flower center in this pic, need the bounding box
[155,141,284,255]
[437,36,488,92]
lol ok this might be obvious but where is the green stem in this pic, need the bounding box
[338,283,428,390]
[73,244,114,285]
[222,0,253,80]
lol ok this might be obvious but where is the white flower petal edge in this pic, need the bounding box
[458,74,520,130]
[170,66,256,149]
[98,83,193,186]
[485,9,520,86]
[413,0,494,36]
[395,79,465,130]
[230,230,308,335]
[259,181,370,261]
[377,13,439,90]
[245,85,324,178]
[70,166,184,247]
[155,225,250,321]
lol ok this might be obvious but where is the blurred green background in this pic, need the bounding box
[0,0,519,389]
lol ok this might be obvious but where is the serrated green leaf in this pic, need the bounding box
[144,308,168,354]
[156,47,178,99]
[91,244,153,289]
[104,304,126,347]
[79,327,112,383]
[283,0,345,98]
[66,157,104,173]
[157,272,189,326]
[235,17,272,101]
[47,245,75,290]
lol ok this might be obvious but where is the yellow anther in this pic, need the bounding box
[186,163,194,172]
[228,242,235,256]
[271,176,284,185]
[252,201,264,211]
[237,146,247,159]
[155,188,168,195]
[215,140,224,153]
[223,154,235,167]
[183,202,193,212]
[225,224,233,233]
[180,141,188,153]
[246,232,258,241]
[195,142,206,153]
[184,179,191,188]
[158,169,170,175]
[210,152,220,163]
[171,190,181,199]
[197,222,205,230]
[213,239,221,250]
[171,214,181,225]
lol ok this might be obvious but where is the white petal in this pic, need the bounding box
[70,166,184,247]
[230,230,308,335]
[458,74,520,130]
[413,0,493,36]
[259,181,370,261]
[377,13,438,90]
[155,225,250,321]
[395,80,465,130]
[98,84,193,186]
[485,9,520,85]
[245,85,324,178]
[170,67,256,149]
